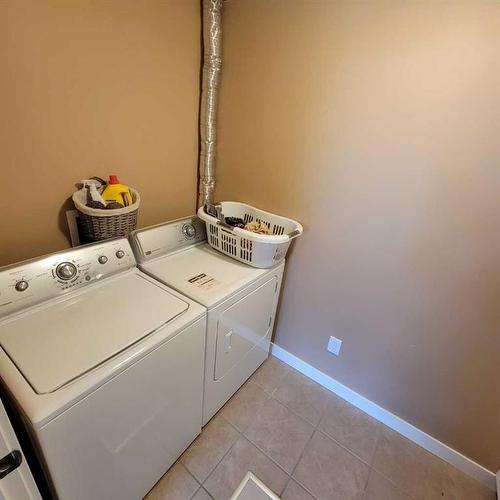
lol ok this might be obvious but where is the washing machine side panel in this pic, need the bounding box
[36,318,205,500]
[203,264,284,425]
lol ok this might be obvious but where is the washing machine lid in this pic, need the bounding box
[0,271,189,394]
[140,244,273,308]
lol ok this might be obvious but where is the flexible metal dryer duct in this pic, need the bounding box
[198,0,223,208]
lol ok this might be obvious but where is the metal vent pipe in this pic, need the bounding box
[198,0,223,208]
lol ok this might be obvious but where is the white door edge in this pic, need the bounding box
[0,400,41,499]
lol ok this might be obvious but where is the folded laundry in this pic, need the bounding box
[244,220,271,235]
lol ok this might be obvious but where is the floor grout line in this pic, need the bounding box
[226,390,272,434]
[271,393,324,429]
[241,362,324,498]
[240,433,293,476]
[289,477,320,500]
[200,431,293,498]
[359,426,385,499]
[184,365,285,496]
[361,467,373,500]
[256,361,377,499]
[313,426,374,468]
[193,485,215,500]
[159,357,490,500]
[250,358,292,396]
[245,369,323,499]
[261,377,384,471]
[286,428,319,500]
[198,414,244,491]
[188,359,373,499]
[182,461,203,489]
[180,413,242,491]
[370,424,384,467]
[367,466,419,500]
[208,387,309,497]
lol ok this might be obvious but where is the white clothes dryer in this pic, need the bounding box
[130,217,284,425]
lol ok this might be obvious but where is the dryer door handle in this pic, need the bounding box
[223,331,233,353]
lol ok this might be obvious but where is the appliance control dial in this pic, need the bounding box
[182,223,197,239]
[98,256,108,265]
[115,250,125,259]
[15,280,29,292]
[56,262,77,281]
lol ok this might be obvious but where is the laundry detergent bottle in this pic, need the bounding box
[102,175,132,207]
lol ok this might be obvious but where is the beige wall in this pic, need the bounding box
[216,0,500,471]
[0,0,200,266]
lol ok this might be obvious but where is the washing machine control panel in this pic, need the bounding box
[130,216,206,263]
[0,238,136,318]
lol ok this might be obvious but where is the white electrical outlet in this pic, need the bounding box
[327,336,342,356]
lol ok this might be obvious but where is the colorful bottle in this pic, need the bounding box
[101,175,132,207]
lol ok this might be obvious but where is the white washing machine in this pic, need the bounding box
[130,217,284,424]
[0,238,206,500]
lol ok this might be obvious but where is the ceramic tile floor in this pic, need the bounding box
[144,357,496,500]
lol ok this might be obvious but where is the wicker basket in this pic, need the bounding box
[72,187,141,242]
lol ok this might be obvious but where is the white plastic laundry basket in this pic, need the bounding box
[197,201,303,268]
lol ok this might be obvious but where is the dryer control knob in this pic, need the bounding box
[15,280,29,292]
[98,255,108,265]
[56,262,77,280]
[115,250,125,259]
[182,223,196,239]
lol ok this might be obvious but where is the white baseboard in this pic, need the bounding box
[270,343,497,492]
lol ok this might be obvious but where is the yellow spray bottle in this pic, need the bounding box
[102,175,132,207]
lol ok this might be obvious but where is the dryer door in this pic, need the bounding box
[214,277,277,381]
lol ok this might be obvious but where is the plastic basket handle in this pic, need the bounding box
[216,220,236,231]
[287,229,301,239]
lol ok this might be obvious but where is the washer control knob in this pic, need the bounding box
[98,255,108,265]
[182,223,197,239]
[115,250,125,259]
[56,262,77,281]
[15,280,29,292]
